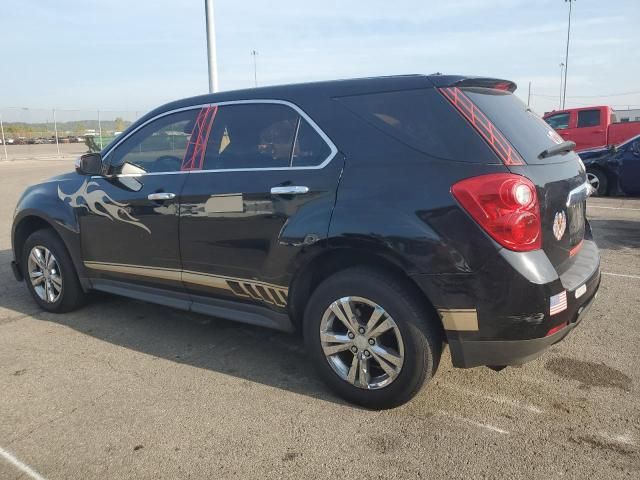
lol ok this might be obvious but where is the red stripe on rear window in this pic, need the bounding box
[439,87,525,166]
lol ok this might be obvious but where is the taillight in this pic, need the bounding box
[452,173,542,252]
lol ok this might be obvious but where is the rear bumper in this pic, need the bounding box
[411,238,601,369]
[447,290,596,368]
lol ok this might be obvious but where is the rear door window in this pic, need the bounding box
[291,119,331,167]
[204,104,298,170]
[577,109,601,128]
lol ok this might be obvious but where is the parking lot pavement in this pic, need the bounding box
[0,160,638,479]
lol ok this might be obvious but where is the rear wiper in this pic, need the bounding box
[538,140,576,159]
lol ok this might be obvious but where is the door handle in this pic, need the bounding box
[147,192,176,201]
[270,186,309,195]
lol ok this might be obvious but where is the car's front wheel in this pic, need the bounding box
[303,267,442,409]
[22,229,86,313]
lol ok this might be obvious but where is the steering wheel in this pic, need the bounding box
[154,155,182,172]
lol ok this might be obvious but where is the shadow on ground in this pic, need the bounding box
[0,249,347,406]
[589,217,640,251]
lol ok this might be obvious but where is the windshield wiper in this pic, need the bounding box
[538,140,576,159]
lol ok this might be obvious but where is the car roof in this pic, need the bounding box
[134,73,514,127]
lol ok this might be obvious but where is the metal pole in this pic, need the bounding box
[527,81,531,107]
[559,63,564,110]
[53,108,60,157]
[0,113,8,161]
[205,0,219,93]
[98,110,103,149]
[251,50,258,87]
[562,0,573,109]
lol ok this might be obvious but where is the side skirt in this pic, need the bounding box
[90,279,294,333]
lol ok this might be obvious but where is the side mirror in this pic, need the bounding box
[76,153,103,176]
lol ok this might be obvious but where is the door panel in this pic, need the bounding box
[620,142,640,195]
[77,174,187,290]
[178,101,342,309]
[179,159,343,306]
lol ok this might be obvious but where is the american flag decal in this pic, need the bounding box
[550,291,568,316]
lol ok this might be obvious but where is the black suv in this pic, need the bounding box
[11,75,600,409]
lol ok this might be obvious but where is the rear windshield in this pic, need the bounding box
[336,88,497,163]
[462,87,566,164]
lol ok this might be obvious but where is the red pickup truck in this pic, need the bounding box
[544,106,640,195]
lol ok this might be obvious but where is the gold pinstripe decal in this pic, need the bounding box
[84,261,288,306]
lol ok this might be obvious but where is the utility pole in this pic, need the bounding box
[98,110,103,150]
[251,50,258,87]
[527,81,531,107]
[559,62,565,110]
[562,0,574,109]
[53,108,60,157]
[205,0,219,93]
[0,113,8,161]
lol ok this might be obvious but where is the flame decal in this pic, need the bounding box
[58,179,151,234]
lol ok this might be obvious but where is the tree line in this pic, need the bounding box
[1,117,131,139]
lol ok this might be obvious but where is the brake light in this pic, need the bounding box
[439,87,525,166]
[452,173,542,252]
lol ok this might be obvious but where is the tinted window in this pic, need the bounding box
[463,88,565,164]
[337,88,496,163]
[108,109,198,174]
[291,119,331,167]
[204,104,298,170]
[545,113,570,130]
[577,109,601,128]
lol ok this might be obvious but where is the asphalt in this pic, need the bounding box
[0,159,638,479]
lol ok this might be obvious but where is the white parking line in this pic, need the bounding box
[602,272,640,280]
[439,411,510,435]
[0,446,47,480]
[442,384,544,414]
[588,205,640,212]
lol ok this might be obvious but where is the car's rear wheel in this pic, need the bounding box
[303,267,442,409]
[22,229,85,313]
[587,169,608,196]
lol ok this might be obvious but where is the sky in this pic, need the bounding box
[1,0,640,122]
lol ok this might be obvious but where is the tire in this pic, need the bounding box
[21,229,86,313]
[587,169,608,196]
[303,267,442,409]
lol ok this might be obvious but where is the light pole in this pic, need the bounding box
[251,50,258,87]
[562,0,574,109]
[0,112,8,161]
[205,0,219,93]
[559,62,565,110]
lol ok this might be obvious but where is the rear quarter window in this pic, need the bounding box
[335,88,497,163]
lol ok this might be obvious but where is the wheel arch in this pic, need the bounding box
[12,213,89,291]
[287,246,443,334]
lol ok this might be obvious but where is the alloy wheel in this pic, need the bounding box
[27,246,63,304]
[586,172,600,193]
[320,296,404,390]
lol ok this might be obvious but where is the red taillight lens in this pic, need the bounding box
[452,173,542,252]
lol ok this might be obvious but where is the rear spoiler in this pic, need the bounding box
[427,75,517,93]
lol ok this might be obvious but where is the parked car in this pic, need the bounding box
[544,106,640,195]
[11,75,600,408]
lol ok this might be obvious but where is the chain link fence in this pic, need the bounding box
[0,108,143,161]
